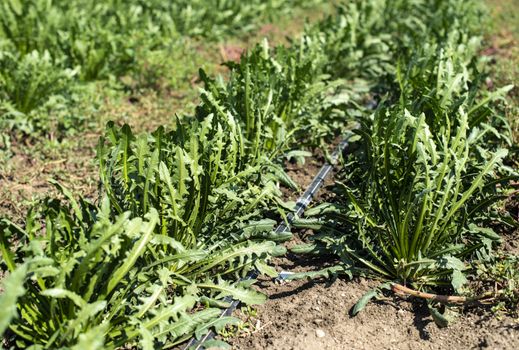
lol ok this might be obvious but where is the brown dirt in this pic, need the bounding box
[98,91,192,133]
[501,189,519,255]
[0,135,99,224]
[502,228,519,256]
[282,156,323,202]
[230,275,519,350]
[219,44,245,63]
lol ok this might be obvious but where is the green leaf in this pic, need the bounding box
[268,163,299,190]
[199,296,231,309]
[254,260,278,278]
[197,279,267,305]
[0,223,17,272]
[428,304,457,328]
[139,325,155,350]
[192,339,231,350]
[451,270,467,293]
[0,264,27,336]
[142,295,197,331]
[105,209,158,296]
[352,289,378,316]
[40,288,86,308]
[468,224,501,241]
[8,0,23,16]
[149,308,220,341]
[194,316,241,339]
[71,323,108,350]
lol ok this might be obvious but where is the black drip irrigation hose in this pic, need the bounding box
[183,134,354,350]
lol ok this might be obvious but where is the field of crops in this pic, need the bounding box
[0,0,518,349]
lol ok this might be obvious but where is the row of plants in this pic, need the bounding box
[294,0,518,322]
[0,1,367,347]
[1,0,324,79]
[0,0,324,135]
[0,0,516,349]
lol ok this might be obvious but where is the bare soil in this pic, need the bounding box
[230,274,519,350]
[0,135,99,224]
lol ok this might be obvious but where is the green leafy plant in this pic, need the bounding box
[0,49,77,133]
[0,184,282,348]
[303,107,507,286]
[1,2,517,348]
[396,29,514,146]
[0,0,327,135]
[198,37,359,156]
[0,0,326,81]
[0,192,160,348]
[289,1,516,312]
[97,118,291,249]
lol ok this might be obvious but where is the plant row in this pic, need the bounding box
[0,0,323,135]
[293,0,518,322]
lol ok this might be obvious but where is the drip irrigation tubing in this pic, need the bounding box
[183,132,356,350]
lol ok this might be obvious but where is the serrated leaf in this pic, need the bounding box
[105,209,158,296]
[194,316,241,339]
[139,324,154,350]
[197,280,266,305]
[254,260,278,278]
[468,224,501,241]
[200,296,231,309]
